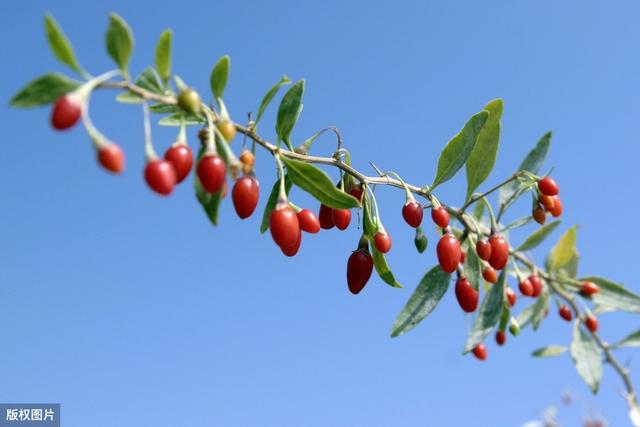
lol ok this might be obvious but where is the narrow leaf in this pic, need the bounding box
[414,227,428,253]
[158,112,204,126]
[464,270,506,353]
[260,176,293,233]
[390,266,451,337]
[464,242,482,290]
[276,80,304,147]
[135,67,164,94]
[570,323,603,394]
[501,216,533,232]
[465,99,502,201]
[44,13,85,75]
[578,276,640,313]
[531,288,549,330]
[370,245,402,288]
[10,73,80,108]
[431,111,488,189]
[516,220,561,251]
[549,226,577,271]
[532,345,567,357]
[155,29,172,82]
[105,13,134,75]
[210,55,230,99]
[255,75,291,127]
[612,330,640,349]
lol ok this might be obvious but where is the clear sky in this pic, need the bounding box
[1,0,639,426]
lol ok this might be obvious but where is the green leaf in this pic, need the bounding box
[281,157,360,209]
[260,176,293,233]
[501,216,533,232]
[390,266,451,337]
[570,322,602,394]
[464,270,506,353]
[549,226,577,271]
[155,29,172,82]
[115,91,143,104]
[105,13,134,76]
[149,103,180,113]
[431,111,488,189]
[577,276,640,313]
[135,67,164,94]
[465,99,502,201]
[531,288,549,330]
[612,330,640,349]
[414,227,428,253]
[558,249,580,278]
[10,73,81,108]
[532,345,567,357]
[499,131,551,206]
[516,303,536,329]
[276,80,304,147]
[516,220,561,251]
[255,75,291,127]
[472,202,485,221]
[194,147,223,226]
[158,112,204,126]
[44,13,85,75]
[464,241,482,290]
[370,245,403,289]
[210,55,230,99]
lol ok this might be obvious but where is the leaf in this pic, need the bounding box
[499,131,551,206]
[549,226,577,271]
[463,270,506,353]
[431,111,488,189]
[578,276,640,313]
[515,304,536,330]
[532,345,567,357]
[612,330,640,349]
[472,202,485,221]
[276,80,304,147]
[105,13,134,75]
[570,322,602,394]
[370,245,403,288]
[255,75,291,127]
[531,288,549,330]
[115,91,143,104]
[210,55,230,99]
[516,220,561,251]
[155,29,172,82]
[135,67,164,94]
[465,99,502,201]
[501,216,533,232]
[414,227,428,253]
[390,266,451,337]
[281,157,360,209]
[558,249,580,278]
[158,112,204,126]
[10,73,80,108]
[44,13,85,75]
[464,242,482,290]
[260,176,293,233]
[149,104,180,114]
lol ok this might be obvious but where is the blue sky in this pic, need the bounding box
[1,0,639,425]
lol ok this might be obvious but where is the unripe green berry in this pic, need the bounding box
[178,88,202,115]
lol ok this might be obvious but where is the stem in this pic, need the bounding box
[142,102,156,161]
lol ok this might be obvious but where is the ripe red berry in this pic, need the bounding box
[559,305,572,321]
[437,233,462,273]
[97,143,125,174]
[348,184,364,202]
[297,209,320,234]
[538,176,559,196]
[533,207,547,225]
[548,196,563,217]
[431,206,450,228]
[580,281,600,297]
[319,204,335,229]
[495,331,506,346]
[332,208,352,230]
[402,201,423,228]
[197,154,226,194]
[455,277,479,313]
[476,239,492,261]
[164,144,193,183]
[529,275,543,297]
[280,231,302,257]
[51,94,81,130]
[347,249,374,295]
[538,194,555,211]
[519,278,534,297]
[144,159,177,196]
[374,232,392,254]
[585,315,598,333]
[482,266,498,284]
[506,287,517,307]
[488,234,509,270]
[231,176,260,219]
[472,344,487,361]
[269,203,300,248]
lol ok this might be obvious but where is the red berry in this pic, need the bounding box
[402,201,423,228]
[455,277,479,313]
[580,281,600,297]
[506,287,517,307]
[332,208,352,230]
[488,234,509,270]
[51,94,81,130]
[472,344,487,361]
[460,251,467,264]
[97,143,125,174]
[538,176,559,196]
[144,159,177,196]
[495,331,506,346]
[347,249,374,294]
[437,233,462,273]
[297,209,320,234]
[519,278,534,297]
[280,231,302,257]
[164,144,193,183]
[482,266,498,284]
[269,203,300,248]
[548,196,563,217]
[533,207,546,225]
[374,232,392,254]
[431,206,450,228]
[197,154,226,194]
[529,275,543,297]
[231,176,260,219]
[319,204,335,229]
[559,305,572,321]
[538,194,555,211]
[476,239,492,261]
[348,184,364,202]
[585,315,598,333]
